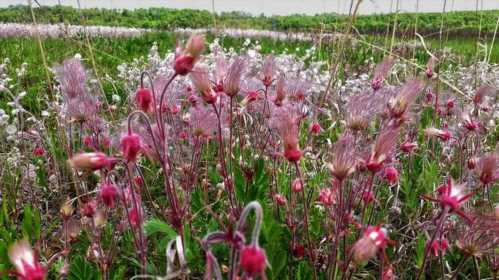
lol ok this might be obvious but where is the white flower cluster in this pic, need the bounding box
[0,23,147,39]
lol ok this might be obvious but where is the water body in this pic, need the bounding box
[1,0,498,15]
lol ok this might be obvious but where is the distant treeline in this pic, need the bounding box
[1,5,498,37]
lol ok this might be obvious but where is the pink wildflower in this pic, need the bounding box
[240,245,267,276]
[174,34,204,75]
[8,240,46,280]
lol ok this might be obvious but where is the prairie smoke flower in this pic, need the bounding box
[372,57,394,91]
[188,105,218,139]
[134,87,154,113]
[425,56,437,78]
[327,133,356,181]
[427,238,449,257]
[400,140,417,154]
[240,245,267,276]
[261,55,274,87]
[291,178,303,192]
[81,200,97,217]
[128,207,141,228]
[352,225,389,264]
[8,240,46,280]
[190,66,217,104]
[318,188,335,206]
[287,79,310,104]
[273,75,286,106]
[422,179,473,223]
[174,34,204,75]
[214,55,227,90]
[69,152,112,171]
[460,110,480,132]
[367,127,399,173]
[345,91,385,131]
[274,193,287,206]
[32,146,44,157]
[55,58,86,99]
[224,56,246,97]
[383,166,399,184]
[455,212,499,257]
[473,85,495,105]
[424,127,452,142]
[100,182,118,208]
[309,122,321,135]
[55,58,98,122]
[60,199,74,219]
[476,153,499,185]
[271,105,302,162]
[120,133,141,162]
[387,79,424,121]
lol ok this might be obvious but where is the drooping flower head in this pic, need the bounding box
[8,239,46,280]
[240,245,267,276]
[424,127,452,142]
[383,166,399,185]
[100,182,119,208]
[352,225,390,264]
[120,133,141,162]
[69,152,112,171]
[174,34,205,76]
[134,87,154,113]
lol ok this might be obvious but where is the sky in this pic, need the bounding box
[0,0,498,15]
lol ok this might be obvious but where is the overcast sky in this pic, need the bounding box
[1,0,498,15]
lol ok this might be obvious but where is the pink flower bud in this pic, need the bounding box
[81,200,97,217]
[120,133,141,162]
[446,99,454,109]
[69,152,111,171]
[383,167,399,184]
[133,176,144,186]
[129,207,141,229]
[362,191,375,204]
[135,87,154,113]
[310,122,321,135]
[284,148,302,162]
[100,183,118,208]
[83,136,93,147]
[291,178,303,192]
[467,157,477,170]
[400,141,417,154]
[33,146,45,157]
[240,245,267,276]
[274,194,287,206]
[318,188,334,206]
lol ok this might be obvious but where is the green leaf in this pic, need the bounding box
[68,256,100,280]
[21,205,41,242]
[143,218,176,239]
